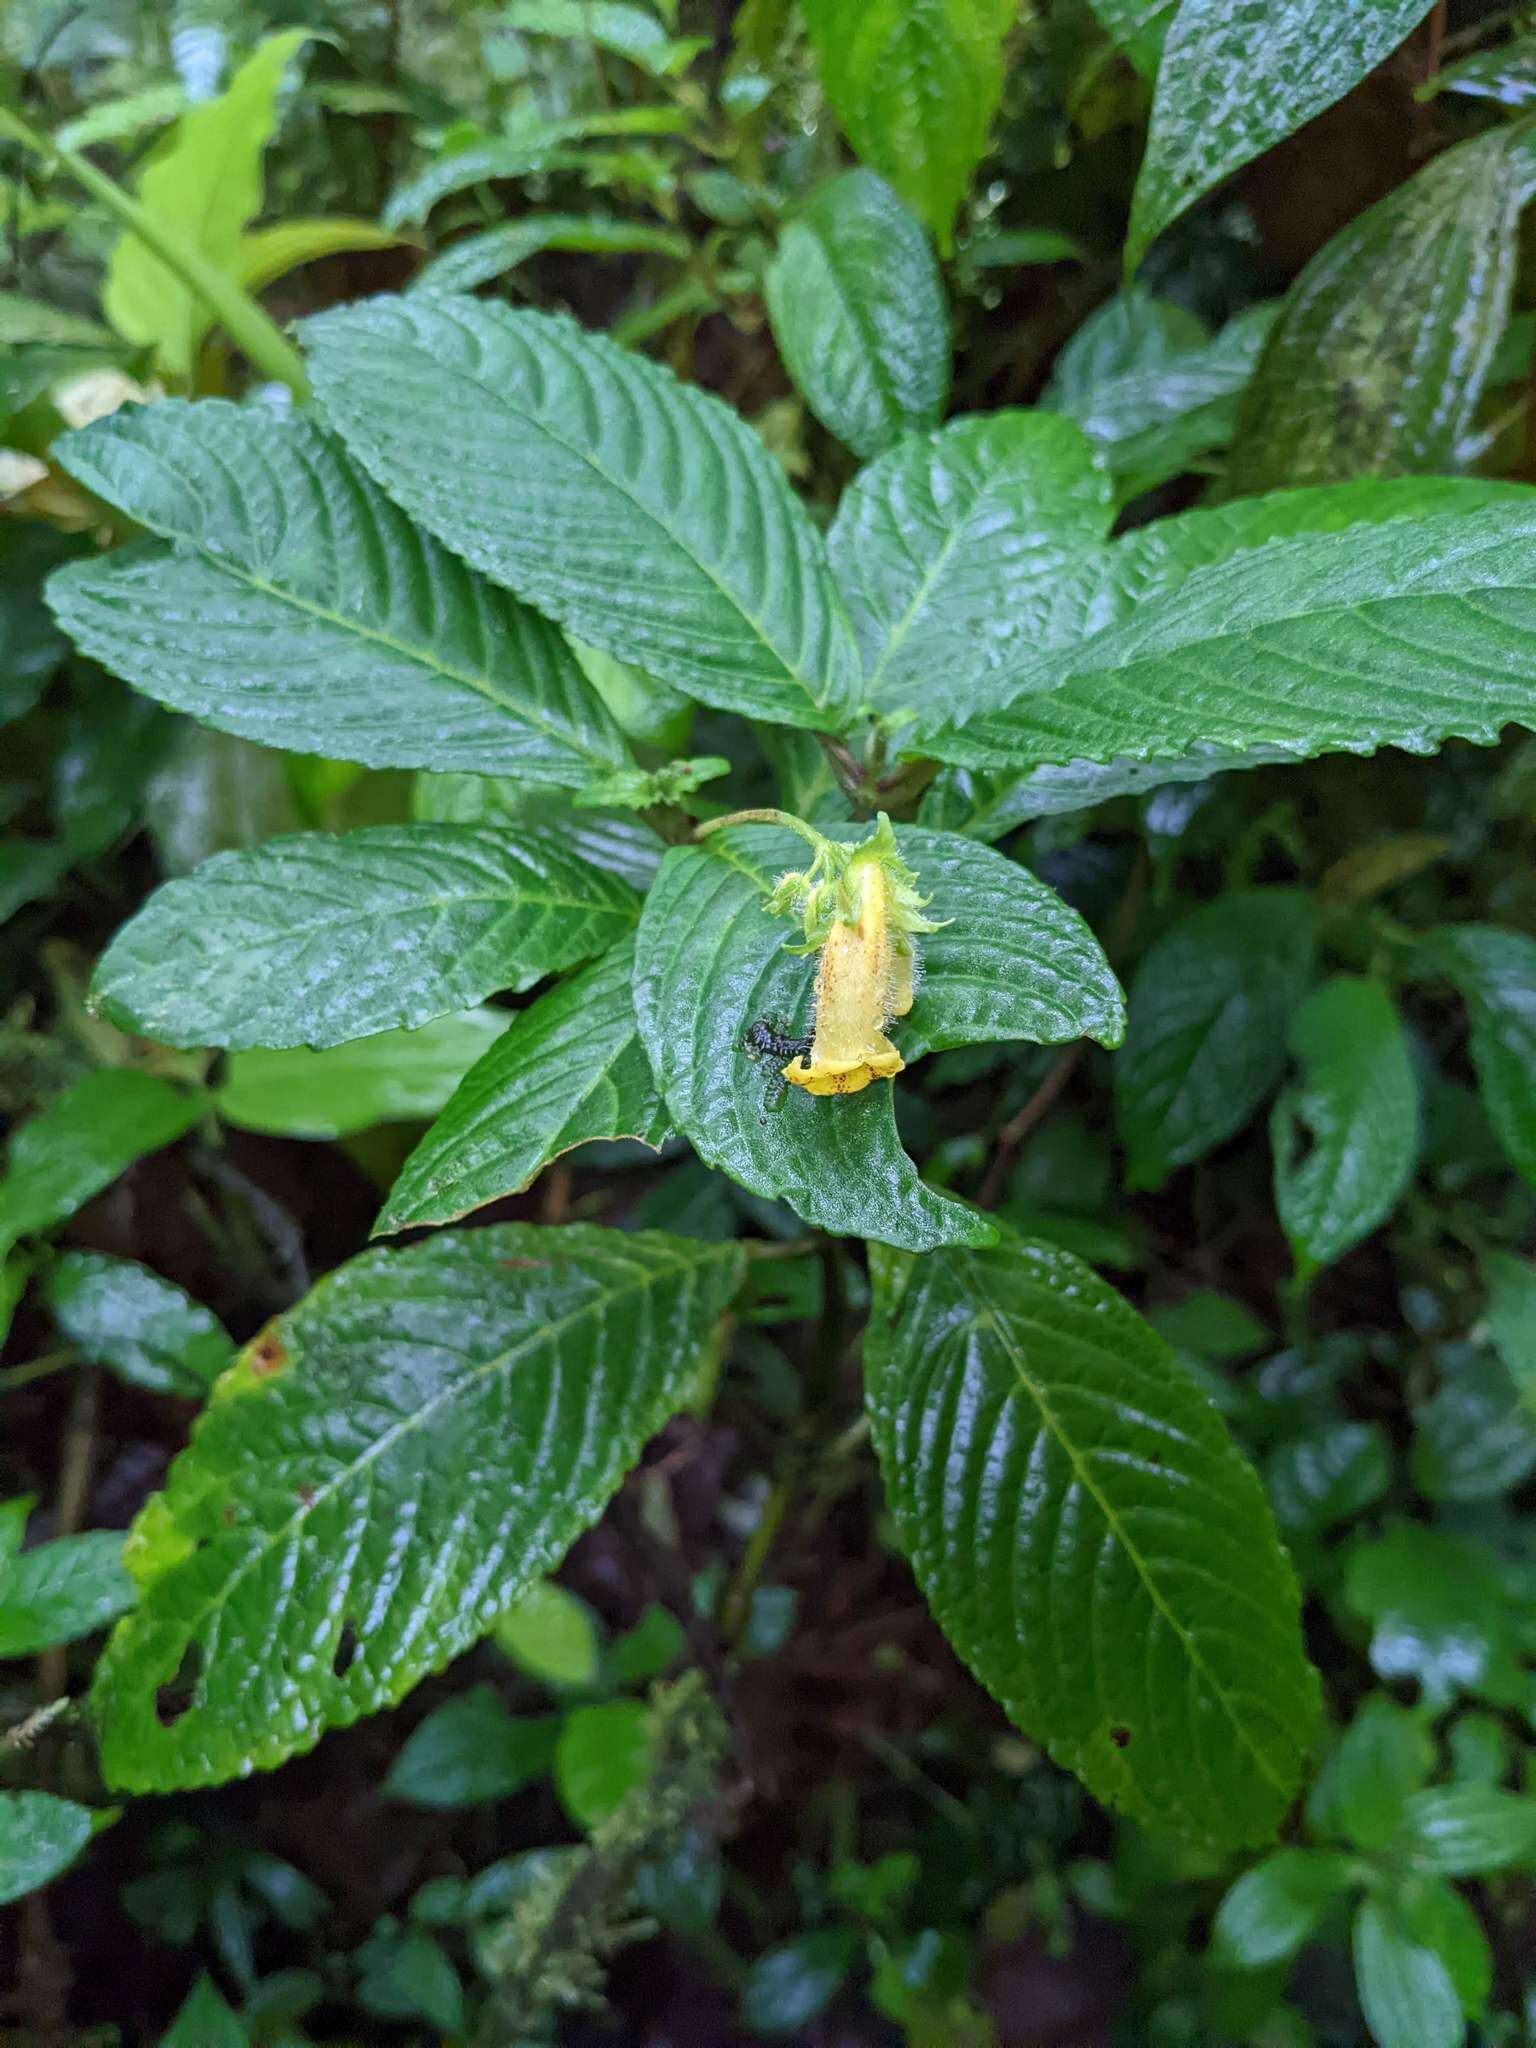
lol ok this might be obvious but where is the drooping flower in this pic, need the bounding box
[765,813,943,1098]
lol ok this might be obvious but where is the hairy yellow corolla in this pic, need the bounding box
[703,806,945,1105]
[782,858,913,1096]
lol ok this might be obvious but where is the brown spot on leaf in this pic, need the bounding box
[248,1329,288,1376]
[497,1256,549,1269]
[1110,1726,1131,1749]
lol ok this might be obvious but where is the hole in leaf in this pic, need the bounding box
[155,1640,202,1726]
[1276,1102,1320,1178]
[1289,1118,1319,1173]
[332,1620,362,1679]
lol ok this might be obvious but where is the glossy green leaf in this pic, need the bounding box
[50,684,170,862]
[1271,978,1418,1270]
[1343,1524,1514,1707]
[916,496,1536,771]
[1,523,80,725]
[91,1224,744,1791]
[1265,1420,1391,1539]
[1426,925,1536,1188]
[1412,1354,1536,1504]
[92,825,638,1052]
[49,403,624,784]
[765,169,948,459]
[144,727,301,878]
[356,1924,463,2033]
[0,1071,204,1257]
[1396,1785,1536,1875]
[1227,124,1536,493]
[828,411,1111,712]
[377,939,669,1234]
[866,1232,1319,1845]
[0,1256,27,1352]
[302,297,860,731]
[1431,36,1536,108]
[45,1251,231,1398]
[1447,1715,1510,1789]
[741,1931,858,2034]
[0,842,70,925]
[493,1581,602,1690]
[1127,0,1433,271]
[506,0,706,74]
[0,293,119,348]
[1210,1848,1358,1969]
[636,1820,722,1936]
[1483,1251,1536,1408]
[555,1699,651,1827]
[381,141,593,230]
[1354,1899,1464,2048]
[218,1010,512,1140]
[412,212,688,294]
[1116,890,1315,1190]
[54,84,187,152]
[1148,1289,1269,1363]
[633,823,1122,1251]
[415,776,665,889]
[1043,291,1276,500]
[0,1525,134,1657]
[1086,0,1174,75]
[605,1605,686,1687]
[1400,1877,1492,2017]
[801,0,1015,250]
[232,216,403,293]
[384,1685,559,1807]
[102,31,308,378]
[0,340,132,425]
[1309,1694,1434,1852]
[161,1975,249,2048]
[0,1792,105,1907]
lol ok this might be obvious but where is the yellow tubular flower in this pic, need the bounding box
[783,853,915,1098]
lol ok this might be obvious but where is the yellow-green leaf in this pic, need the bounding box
[233,216,405,294]
[103,31,308,380]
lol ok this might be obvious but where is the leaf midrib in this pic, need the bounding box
[956,1251,1293,1803]
[113,532,617,769]
[1026,560,1536,699]
[121,854,638,959]
[806,216,906,441]
[345,310,845,718]
[507,345,837,713]
[143,1237,738,1666]
[861,477,1096,701]
[393,1012,653,1224]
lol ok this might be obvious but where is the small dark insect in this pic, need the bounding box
[743,1017,813,1064]
[742,1016,814,1118]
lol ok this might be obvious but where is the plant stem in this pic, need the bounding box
[806,1236,848,1412]
[1278,1266,1314,1351]
[717,1471,792,1645]
[694,806,827,851]
[719,1238,850,1646]
[0,106,309,398]
[39,1369,99,1700]
[1423,0,1447,80]
[817,732,872,811]
[977,1043,1085,1209]
[0,1349,78,1394]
